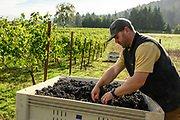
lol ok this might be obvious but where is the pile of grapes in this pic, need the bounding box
[35,77,149,111]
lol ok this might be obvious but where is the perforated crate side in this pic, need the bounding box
[16,76,164,120]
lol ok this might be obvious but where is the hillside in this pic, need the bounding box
[117,0,180,27]
[159,0,180,27]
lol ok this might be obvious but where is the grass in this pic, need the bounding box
[0,33,179,120]
[146,33,180,71]
[0,59,129,120]
[146,33,180,50]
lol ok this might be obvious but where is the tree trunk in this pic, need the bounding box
[87,40,92,65]
[80,38,86,69]
[29,68,36,85]
[44,21,51,82]
[69,32,73,75]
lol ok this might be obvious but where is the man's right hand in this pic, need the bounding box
[91,85,100,102]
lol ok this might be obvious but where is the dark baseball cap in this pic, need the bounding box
[107,18,132,42]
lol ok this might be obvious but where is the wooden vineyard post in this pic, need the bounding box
[92,42,97,61]
[96,43,100,60]
[87,40,92,65]
[159,39,161,44]
[103,42,107,52]
[80,38,86,69]
[100,47,103,57]
[44,21,51,82]
[73,38,78,65]
[69,32,74,76]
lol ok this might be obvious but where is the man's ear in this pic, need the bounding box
[124,26,129,33]
[122,27,128,35]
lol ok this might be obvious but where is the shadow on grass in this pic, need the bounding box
[0,62,68,84]
[0,67,31,84]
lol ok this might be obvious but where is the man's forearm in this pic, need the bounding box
[114,72,148,97]
[95,67,119,87]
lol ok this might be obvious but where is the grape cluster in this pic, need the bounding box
[35,77,149,111]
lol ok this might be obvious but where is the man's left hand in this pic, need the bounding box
[101,92,113,104]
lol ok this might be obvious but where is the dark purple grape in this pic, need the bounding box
[35,77,149,111]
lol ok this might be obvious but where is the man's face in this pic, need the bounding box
[114,30,128,48]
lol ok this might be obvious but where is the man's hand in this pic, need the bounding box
[91,60,123,102]
[101,92,113,104]
[91,86,100,102]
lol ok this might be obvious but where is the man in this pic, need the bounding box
[91,18,180,120]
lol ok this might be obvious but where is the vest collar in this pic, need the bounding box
[128,32,140,52]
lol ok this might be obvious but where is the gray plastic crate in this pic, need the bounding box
[107,52,119,62]
[16,76,164,120]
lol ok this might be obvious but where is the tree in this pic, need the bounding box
[129,6,165,32]
[82,13,93,27]
[129,8,140,30]
[75,12,82,27]
[173,24,180,34]
[54,3,75,27]
[163,23,171,33]
[151,7,165,31]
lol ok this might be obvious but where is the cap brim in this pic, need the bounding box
[106,34,115,43]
